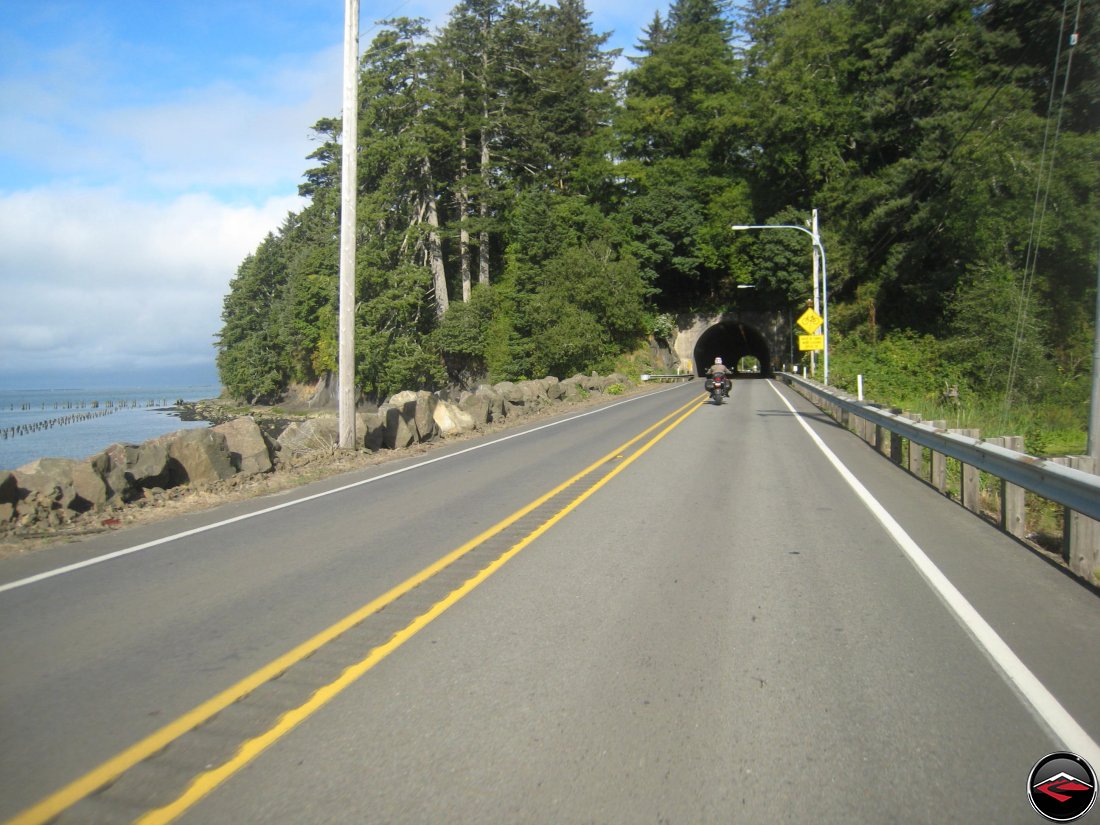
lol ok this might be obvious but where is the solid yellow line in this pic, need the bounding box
[136,397,706,825]
[4,392,704,825]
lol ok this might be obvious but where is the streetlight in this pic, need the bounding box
[731,214,830,385]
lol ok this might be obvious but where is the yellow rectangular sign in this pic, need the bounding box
[798,334,824,352]
[797,308,824,334]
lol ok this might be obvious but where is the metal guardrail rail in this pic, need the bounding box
[640,374,695,381]
[780,372,1100,522]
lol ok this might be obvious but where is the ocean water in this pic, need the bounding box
[0,386,220,471]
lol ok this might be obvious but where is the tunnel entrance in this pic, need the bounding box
[693,320,773,378]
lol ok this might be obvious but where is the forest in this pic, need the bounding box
[216,0,1099,445]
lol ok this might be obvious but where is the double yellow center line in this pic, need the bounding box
[9,393,705,825]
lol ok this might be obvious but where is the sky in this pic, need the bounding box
[0,0,659,391]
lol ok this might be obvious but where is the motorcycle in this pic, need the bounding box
[705,374,730,404]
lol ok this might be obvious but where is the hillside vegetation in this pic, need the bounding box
[216,0,1098,445]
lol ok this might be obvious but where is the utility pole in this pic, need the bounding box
[1089,232,1100,461]
[338,0,359,449]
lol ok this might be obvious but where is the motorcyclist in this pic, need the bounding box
[705,357,731,398]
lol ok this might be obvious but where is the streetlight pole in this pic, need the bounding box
[731,216,830,385]
[810,208,820,378]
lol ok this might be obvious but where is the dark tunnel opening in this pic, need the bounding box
[693,321,773,378]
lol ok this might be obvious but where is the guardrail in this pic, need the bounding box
[640,374,695,382]
[778,372,1100,582]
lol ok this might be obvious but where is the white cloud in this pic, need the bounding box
[1,37,342,200]
[0,187,303,378]
[0,20,340,386]
[97,46,344,196]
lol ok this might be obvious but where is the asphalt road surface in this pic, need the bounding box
[2,379,1098,824]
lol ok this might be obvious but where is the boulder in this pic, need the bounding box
[433,400,475,436]
[387,390,417,414]
[96,443,144,501]
[412,391,441,442]
[493,381,526,405]
[214,417,273,476]
[582,373,605,391]
[559,377,585,401]
[161,428,237,486]
[70,460,109,511]
[13,457,107,512]
[593,372,631,392]
[474,385,505,421]
[356,412,386,452]
[127,439,172,489]
[379,404,416,449]
[544,376,565,401]
[15,458,78,510]
[514,380,538,405]
[459,392,491,427]
[388,390,441,442]
[277,416,340,454]
[525,378,552,400]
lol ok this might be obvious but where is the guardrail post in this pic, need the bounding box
[889,411,904,465]
[930,421,947,494]
[907,414,924,478]
[1064,456,1100,583]
[877,418,890,456]
[998,436,1026,539]
[950,428,982,513]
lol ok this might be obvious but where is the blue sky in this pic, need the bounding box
[0,0,659,390]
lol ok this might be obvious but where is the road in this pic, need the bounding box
[1,378,1098,824]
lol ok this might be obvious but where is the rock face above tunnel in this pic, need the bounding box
[672,310,787,376]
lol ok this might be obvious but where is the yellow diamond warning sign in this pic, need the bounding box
[796,307,823,334]
[798,334,824,352]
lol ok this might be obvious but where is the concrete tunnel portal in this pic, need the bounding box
[692,320,773,378]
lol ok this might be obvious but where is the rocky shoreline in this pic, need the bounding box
[0,372,654,556]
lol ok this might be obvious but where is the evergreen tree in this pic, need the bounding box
[216,229,293,403]
[616,0,751,304]
[739,0,858,216]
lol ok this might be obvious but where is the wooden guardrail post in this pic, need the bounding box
[906,414,924,478]
[877,413,892,457]
[1062,456,1100,583]
[997,436,1026,539]
[948,428,982,513]
[930,420,947,494]
[888,410,904,465]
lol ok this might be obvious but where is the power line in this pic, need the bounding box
[1003,0,1083,415]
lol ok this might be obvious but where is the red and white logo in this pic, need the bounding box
[1028,753,1096,822]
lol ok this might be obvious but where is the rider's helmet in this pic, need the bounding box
[714,357,723,364]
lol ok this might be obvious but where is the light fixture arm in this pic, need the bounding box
[731,221,830,385]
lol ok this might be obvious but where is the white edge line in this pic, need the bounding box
[769,380,1100,767]
[0,384,691,595]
